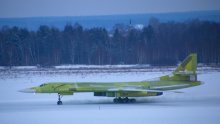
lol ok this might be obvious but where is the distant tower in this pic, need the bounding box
[129,19,131,25]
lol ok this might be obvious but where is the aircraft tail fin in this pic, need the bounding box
[174,53,197,74]
[160,53,197,81]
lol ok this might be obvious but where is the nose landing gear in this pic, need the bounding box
[57,93,63,105]
[113,97,136,103]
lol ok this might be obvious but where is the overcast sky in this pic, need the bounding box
[0,0,220,18]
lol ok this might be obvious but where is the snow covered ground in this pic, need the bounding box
[0,66,220,124]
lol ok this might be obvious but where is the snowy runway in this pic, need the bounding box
[0,66,220,124]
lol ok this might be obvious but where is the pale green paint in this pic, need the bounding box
[28,53,201,97]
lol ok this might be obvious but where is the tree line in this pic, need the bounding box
[0,19,220,66]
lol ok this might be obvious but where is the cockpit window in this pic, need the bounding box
[40,84,46,87]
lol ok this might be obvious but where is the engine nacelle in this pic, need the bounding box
[94,91,163,97]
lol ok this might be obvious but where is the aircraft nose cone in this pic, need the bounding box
[19,88,36,93]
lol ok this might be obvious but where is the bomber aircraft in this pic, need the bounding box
[19,53,201,105]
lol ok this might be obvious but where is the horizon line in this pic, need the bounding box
[0,9,219,19]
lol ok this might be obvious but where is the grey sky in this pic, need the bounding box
[0,0,220,17]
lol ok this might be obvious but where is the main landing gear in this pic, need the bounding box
[57,93,63,105]
[113,97,136,103]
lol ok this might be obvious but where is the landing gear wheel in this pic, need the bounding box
[118,97,122,103]
[57,100,62,105]
[124,97,129,103]
[113,98,119,103]
[57,93,63,105]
